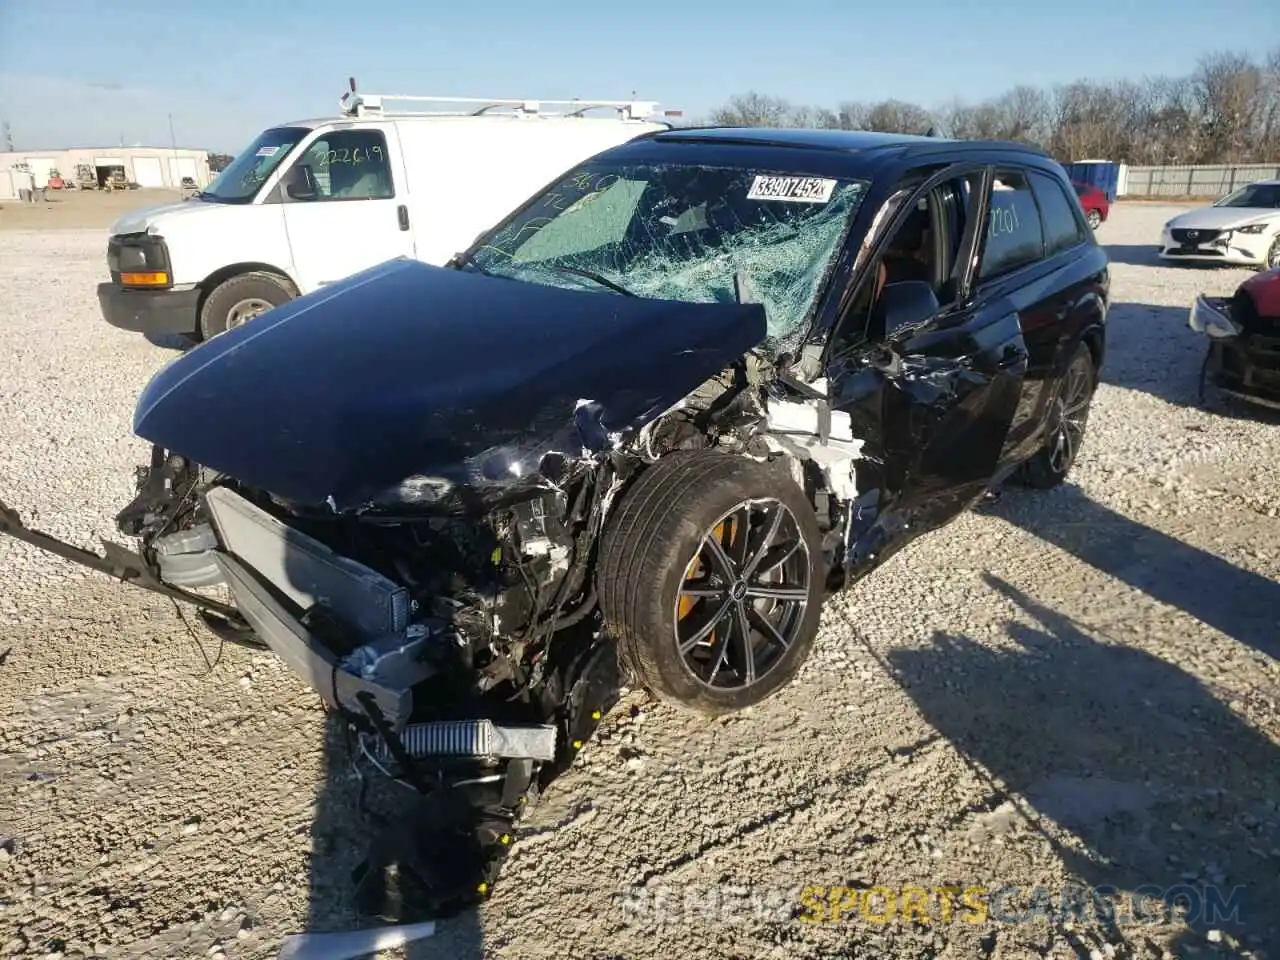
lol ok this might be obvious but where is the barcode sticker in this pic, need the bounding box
[746,175,837,203]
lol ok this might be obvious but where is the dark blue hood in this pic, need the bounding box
[134,259,766,510]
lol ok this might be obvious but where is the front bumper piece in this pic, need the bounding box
[98,282,201,335]
[203,487,558,755]
[1160,229,1270,266]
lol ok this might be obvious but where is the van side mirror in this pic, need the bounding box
[285,164,317,201]
[880,280,939,335]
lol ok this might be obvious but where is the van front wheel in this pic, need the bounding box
[199,272,295,340]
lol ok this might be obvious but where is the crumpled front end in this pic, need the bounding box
[1191,290,1280,409]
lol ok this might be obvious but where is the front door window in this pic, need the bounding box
[286,130,395,202]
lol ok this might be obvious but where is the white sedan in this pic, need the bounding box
[1158,179,1280,269]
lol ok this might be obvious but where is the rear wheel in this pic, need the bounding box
[598,451,824,716]
[199,272,295,340]
[1086,208,1102,230]
[1018,342,1097,489]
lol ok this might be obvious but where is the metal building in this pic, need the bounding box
[0,146,213,198]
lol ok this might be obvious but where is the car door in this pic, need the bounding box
[278,125,415,293]
[822,164,1028,574]
[977,166,1098,469]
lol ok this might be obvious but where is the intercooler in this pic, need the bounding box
[369,720,558,763]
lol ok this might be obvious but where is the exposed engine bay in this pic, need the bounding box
[111,347,865,737]
[0,346,875,918]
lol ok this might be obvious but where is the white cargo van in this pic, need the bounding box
[98,85,674,339]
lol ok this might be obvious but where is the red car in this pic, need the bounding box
[1071,181,1109,230]
[1189,267,1280,410]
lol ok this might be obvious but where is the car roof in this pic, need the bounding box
[653,126,1050,155]
[655,127,948,150]
[601,125,1058,181]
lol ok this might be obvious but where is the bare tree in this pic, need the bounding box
[708,46,1280,164]
[864,99,935,134]
[835,101,871,130]
[709,92,796,127]
[1193,52,1264,163]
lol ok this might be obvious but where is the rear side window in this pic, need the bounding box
[1030,171,1086,255]
[979,169,1043,279]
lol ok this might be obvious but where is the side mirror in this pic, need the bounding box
[285,164,317,201]
[879,280,939,334]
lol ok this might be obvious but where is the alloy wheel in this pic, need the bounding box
[1268,238,1280,270]
[673,498,811,690]
[1087,209,1102,230]
[225,297,273,332]
[1048,353,1094,474]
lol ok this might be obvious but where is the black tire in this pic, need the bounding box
[1086,208,1102,231]
[1018,342,1097,489]
[199,272,296,340]
[598,451,824,716]
[1262,237,1280,273]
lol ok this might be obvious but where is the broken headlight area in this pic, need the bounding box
[1189,294,1243,340]
[1193,292,1280,410]
[115,445,227,589]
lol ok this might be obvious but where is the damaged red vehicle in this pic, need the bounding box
[0,128,1109,915]
[1191,267,1280,410]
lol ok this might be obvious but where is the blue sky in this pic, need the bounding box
[0,0,1275,154]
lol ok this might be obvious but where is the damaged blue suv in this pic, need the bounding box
[2,127,1109,914]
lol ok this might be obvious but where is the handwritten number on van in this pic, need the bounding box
[316,145,385,168]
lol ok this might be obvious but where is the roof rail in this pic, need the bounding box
[338,79,674,122]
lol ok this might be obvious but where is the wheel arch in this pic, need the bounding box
[1079,322,1106,375]
[196,262,299,320]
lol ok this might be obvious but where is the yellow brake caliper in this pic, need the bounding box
[679,518,735,646]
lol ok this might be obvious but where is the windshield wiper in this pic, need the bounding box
[550,265,635,297]
[450,250,497,276]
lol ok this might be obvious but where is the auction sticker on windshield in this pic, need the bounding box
[747,175,837,203]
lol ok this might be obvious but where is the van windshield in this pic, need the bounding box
[200,126,308,204]
[465,161,869,347]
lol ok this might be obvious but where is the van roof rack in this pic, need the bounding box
[338,78,676,122]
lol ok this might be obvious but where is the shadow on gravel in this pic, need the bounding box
[307,713,486,958]
[1103,245,1245,271]
[991,485,1280,660]
[1103,244,1166,267]
[887,574,1280,954]
[143,332,195,352]
[1098,302,1210,410]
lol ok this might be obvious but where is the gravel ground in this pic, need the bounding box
[1,205,1278,960]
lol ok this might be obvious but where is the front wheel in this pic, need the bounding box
[199,272,295,340]
[1018,342,1097,489]
[1265,237,1280,272]
[1086,208,1102,230]
[598,452,825,716]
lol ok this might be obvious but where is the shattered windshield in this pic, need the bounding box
[467,162,869,346]
[200,126,307,204]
